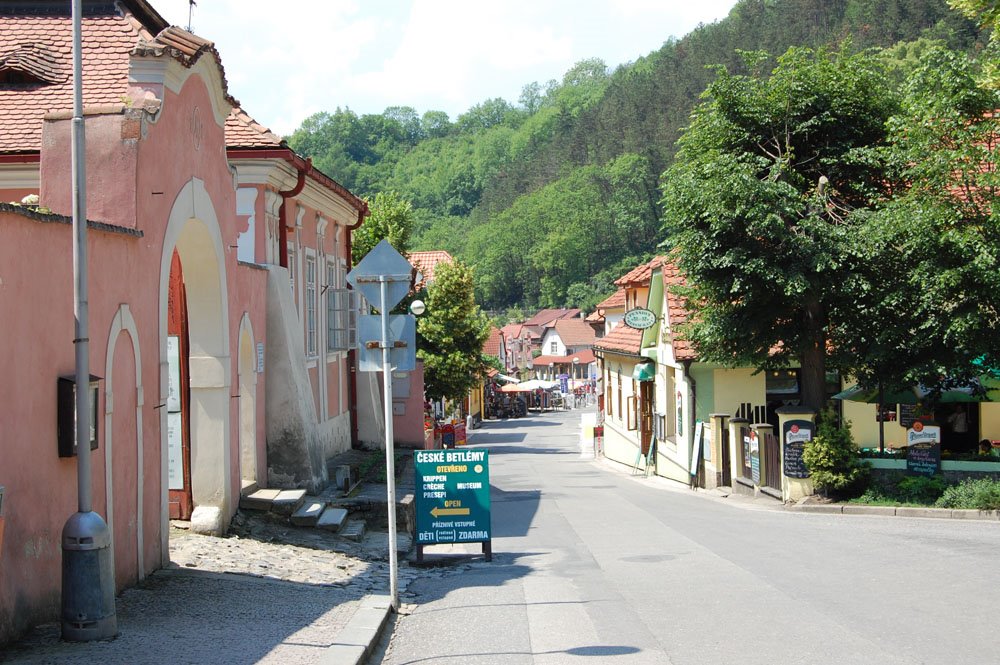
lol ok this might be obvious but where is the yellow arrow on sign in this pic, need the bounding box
[431,506,470,518]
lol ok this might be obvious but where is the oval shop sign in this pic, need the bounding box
[624,307,657,330]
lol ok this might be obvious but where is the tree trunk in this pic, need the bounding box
[800,298,827,413]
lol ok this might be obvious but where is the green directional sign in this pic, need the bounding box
[414,449,491,546]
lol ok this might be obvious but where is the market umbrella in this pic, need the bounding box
[833,380,991,450]
[517,379,560,391]
[500,383,530,393]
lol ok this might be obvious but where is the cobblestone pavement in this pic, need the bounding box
[2,512,427,665]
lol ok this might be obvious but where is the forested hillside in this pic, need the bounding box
[287,0,981,314]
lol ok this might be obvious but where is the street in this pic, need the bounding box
[380,408,1000,665]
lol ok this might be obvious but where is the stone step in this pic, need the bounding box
[240,479,259,497]
[290,498,326,527]
[240,488,281,511]
[270,489,307,516]
[339,518,366,543]
[317,507,349,532]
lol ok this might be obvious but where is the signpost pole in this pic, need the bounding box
[379,276,399,611]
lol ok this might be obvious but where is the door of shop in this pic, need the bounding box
[167,252,193,520]
[639,381,654,455]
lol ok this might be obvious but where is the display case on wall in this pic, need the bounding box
[57,375,101,457]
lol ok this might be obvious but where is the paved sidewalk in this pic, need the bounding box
[2,513,416,664]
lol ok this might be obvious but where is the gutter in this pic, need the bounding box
[277,162,307,268]
[346,203,369,448]
[683,359,698,488]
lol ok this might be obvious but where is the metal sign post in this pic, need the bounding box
[61,0,116,641]
[347,240,420,612]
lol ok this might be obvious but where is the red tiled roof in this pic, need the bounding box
[594,322,643,356]
[661,258,696,361]
[595,288,626,310]
[523,308,580,327]
[585,310,603,323]
[483,327,503,357]
[552,318,596,347]
[408,250,453,292]
[614,256,667,287]
[0,7,236,154]
[532,349,596,367]
[500,323,523,340]
[225,108,284,148]
[0,11,139,152]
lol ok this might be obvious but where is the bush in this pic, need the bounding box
[893,475,948,504]
[935,478,1000,510]
[802,409,869,498]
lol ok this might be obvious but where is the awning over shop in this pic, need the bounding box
[632,361,655,382]
[495,374,521,384]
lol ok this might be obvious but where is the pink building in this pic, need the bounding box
[0,1,365,644]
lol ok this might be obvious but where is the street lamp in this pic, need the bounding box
[573,356,580,380]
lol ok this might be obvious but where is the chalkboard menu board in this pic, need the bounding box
[783,442,809,478]
[900,404,918,429]
[782,419,812,479]
[907,443,941,477]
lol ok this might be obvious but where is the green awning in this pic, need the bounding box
[632,361,655,382]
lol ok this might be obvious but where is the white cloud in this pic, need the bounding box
[151,0,738,133]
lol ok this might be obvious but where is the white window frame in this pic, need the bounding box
[305,251,317,359]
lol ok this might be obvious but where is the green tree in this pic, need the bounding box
[949,0,1000,84]
[853,46,1000,387]
[660,46,897,411]
[352,191,415,264]
[417,260,491,402]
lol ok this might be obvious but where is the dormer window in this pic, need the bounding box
[0,44,66,89]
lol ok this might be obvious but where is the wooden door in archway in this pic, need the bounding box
[167,250,193,520]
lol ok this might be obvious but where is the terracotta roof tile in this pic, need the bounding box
[225,107,284,148]
[523,308,580,327]
[595,288,626,310]
[585,310,603,322]
[0,8,236,154]
[483,327,503,357]
[0,12,139,152]
[552,318,596,347]
[594,321,643,356]
[614,256,667,287]
[661,258,696,361]
[408,250,453,292]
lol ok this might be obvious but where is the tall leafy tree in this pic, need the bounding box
[352,191,414,264]
[417,260,491,402]
[660,46,897,411]
[853,46,1000,386]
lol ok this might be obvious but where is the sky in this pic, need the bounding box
[155,0,739,136]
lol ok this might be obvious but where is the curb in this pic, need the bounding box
[787,504,1000,520]
[320,594,394,665]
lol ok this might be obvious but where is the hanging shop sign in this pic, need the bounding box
[623,307,657,330]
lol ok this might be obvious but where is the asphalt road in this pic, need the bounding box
[379,407,1000,665]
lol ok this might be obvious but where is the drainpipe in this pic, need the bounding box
[346,204,369,447]
[277,160,309,268]
[683,359,698,488]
